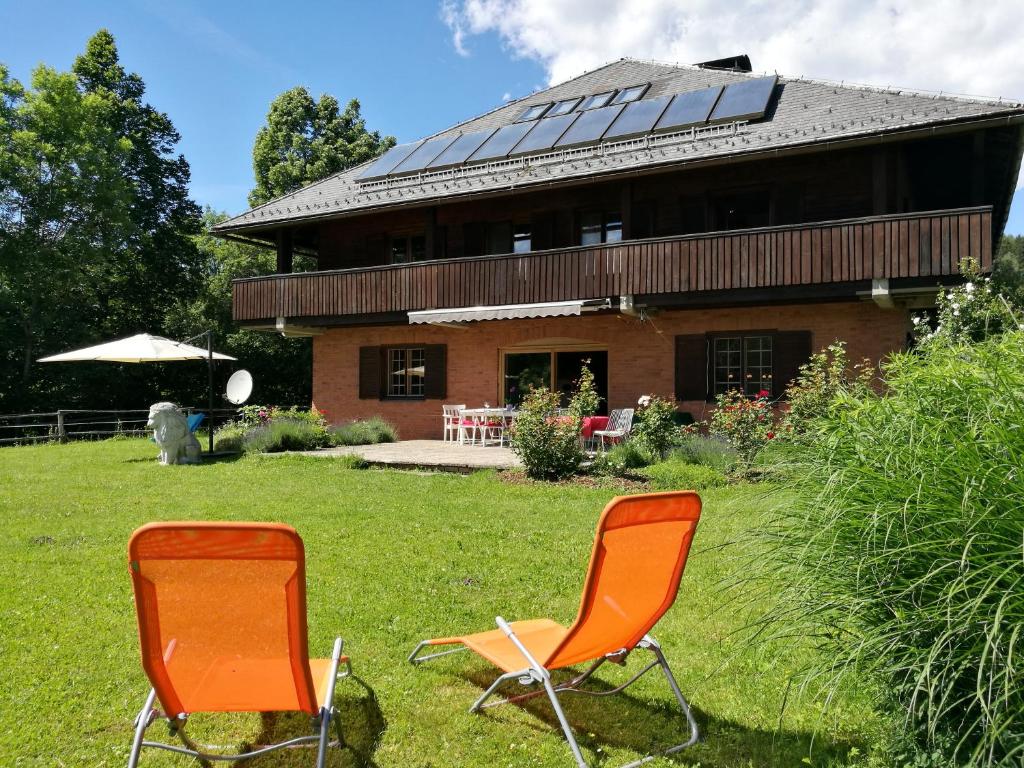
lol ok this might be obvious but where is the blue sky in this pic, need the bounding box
[1,0,1021,233]
[0,0,546,214]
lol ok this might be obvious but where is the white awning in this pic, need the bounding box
[408,299,609,325]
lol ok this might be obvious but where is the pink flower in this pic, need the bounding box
[758,390,770,399]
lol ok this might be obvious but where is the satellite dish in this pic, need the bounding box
[225,369,253,405]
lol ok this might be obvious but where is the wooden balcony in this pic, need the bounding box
[232,206,992,325]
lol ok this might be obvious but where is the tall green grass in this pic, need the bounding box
[761,333,1024,766]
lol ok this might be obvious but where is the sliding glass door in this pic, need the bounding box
[502,349,608,413]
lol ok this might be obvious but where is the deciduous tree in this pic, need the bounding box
[249,87,394,206]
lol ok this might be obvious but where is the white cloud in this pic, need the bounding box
[501,91,512,101]
[441,0,1024,102]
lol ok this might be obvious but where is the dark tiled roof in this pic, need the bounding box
[215,58,1024,234]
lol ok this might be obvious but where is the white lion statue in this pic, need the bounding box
[147,402,201,465]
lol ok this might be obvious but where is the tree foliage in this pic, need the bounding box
[0,30,203,412]
[248,88,394,207]
[163,209,313,405]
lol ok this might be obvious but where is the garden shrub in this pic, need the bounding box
[782,341,874,439]
[567,361,601,420]
[640,459,728,491]
[241,418,325,453]
[590,441,651,477]
[212,422,247,452]
[329,417,398,446]
[914,258,1019,348]
[509,387,582,480]
[708,389,776,465]
[630,394,680,459]
[670,434,725,469]
[764,332,1024,767]
[669,434,737,472]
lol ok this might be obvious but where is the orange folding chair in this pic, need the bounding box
[126,522,351,767]
[409,491,702,768]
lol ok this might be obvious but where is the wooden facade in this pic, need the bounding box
[233,206,991,325]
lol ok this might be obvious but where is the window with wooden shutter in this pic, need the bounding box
[674,334,708,402]
[676,330,813,401]
[358,346,382,400]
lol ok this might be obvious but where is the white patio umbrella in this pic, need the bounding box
[38,333,235,363]
[39,333,236,453]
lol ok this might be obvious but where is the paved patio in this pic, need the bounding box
[299,439,520,472]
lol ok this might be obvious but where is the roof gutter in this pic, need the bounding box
[213,111,1024,237]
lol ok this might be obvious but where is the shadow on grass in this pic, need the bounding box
[216,675,385,768]
[121,451,243,465]
[462,664,863,768]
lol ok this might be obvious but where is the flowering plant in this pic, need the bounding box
[631,394,679,460]
[708,389,776,465]
[914,258,1020,348]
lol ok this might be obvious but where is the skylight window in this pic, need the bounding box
[515,103,551,122]
[546,97,582,117]
[609,84,650,105]
[577,90,616,110]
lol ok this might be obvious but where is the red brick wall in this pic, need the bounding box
[312,301,909,439]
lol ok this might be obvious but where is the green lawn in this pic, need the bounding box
[0,439,888,767]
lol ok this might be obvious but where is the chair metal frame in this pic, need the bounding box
[594,408,635,451]
[127,639,352,767]
[408,492,702,768]
[409,623,698,768]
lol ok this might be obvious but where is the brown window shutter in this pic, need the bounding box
[424,344,447,399]
[773,331,813,397]
[359,346,382,399]
[675,334,708,402]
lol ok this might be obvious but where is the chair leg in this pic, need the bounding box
[541,677,590,768]
[315,706,332,768]
[127,688,157,768]
[644,640,700,752]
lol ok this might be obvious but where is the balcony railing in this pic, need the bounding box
[232,206,992,324]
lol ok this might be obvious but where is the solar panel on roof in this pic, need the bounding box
[467,121,537,162]
[355,140,425,180]
[390,134,460,175]
[554,104,624,148]
[603,95,672,140]
[546,97,583,117]
[609,84,650,105]
[515,103,551,122]
[709,75,778,123]
[425,128,497,169]
[509,112,580,156]
[577,91,616,110]
[654,85,724,132]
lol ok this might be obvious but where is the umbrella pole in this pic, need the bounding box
[207,332,214,454]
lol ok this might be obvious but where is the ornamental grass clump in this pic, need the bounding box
[762,332,1024,766]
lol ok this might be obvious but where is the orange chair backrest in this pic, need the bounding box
[127,522,319,717]
[546,491,701,669]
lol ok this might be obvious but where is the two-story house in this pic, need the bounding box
[215,57,1024,439]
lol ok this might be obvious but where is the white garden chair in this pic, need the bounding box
[442,404,466,442]
[594,408,634,451]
